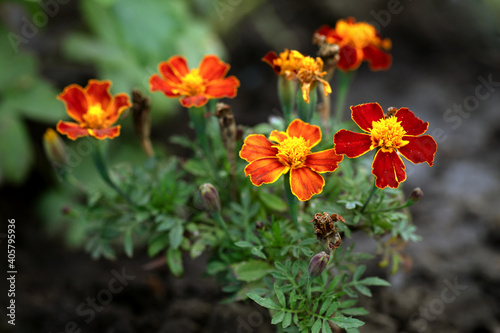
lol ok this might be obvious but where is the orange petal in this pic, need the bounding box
[398,135,437,166]
[395,108,429,136]
[262,51,280,75]
[269,130,288,144]
[290,167,325,201]
[106,93,131,124]
[304,149,344,173]
[239,134,278,162]
[168,56,190,77]
[362,45,392,71]
[205,76,240,98]
[57,84,88,123]
[372,150,406,189]
[244,157,288,186]
[333,130,372,158]
[85,80,112,110]
[337,45,362,72]
[351,102,385,132]
[56,120,89,140]
[287,119,321,148]
[180,95,208,108]
[301,82,311,104]
[159,61,183,84]
[199,55,230,81]
[149,74,180,97]
[89,126,121,140]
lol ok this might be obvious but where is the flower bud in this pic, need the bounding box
[308,251,329,277]
[199,183,221,212]
[255,220,265,230]
[408,187,423,204]
[43,128,67,166]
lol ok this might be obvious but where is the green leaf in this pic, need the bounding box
[283,311,292,328]
[289,290,298,309]
[359,277,391,287]
[325,302,339,317]
[257,190,287,212]
[271,310,285,324]
[322,319,333,333]
[166,247,183,277]
[343,287,357,298]
[354,284,372,297]
[330,316,364,329]
[274,284,286,307]
[123,229,133,257]
[346,328,360,333]
[352,265,366,281]
[169,223,184,249]
[246,293,281,310]
[340,307,369,316]
[235,241,253,248]
[232,260,273,282]
[148,233,169,257]
[319,299,332,315]
[251,247,267,259]
[155,215,176,231]
[0,110,33,184]
[311,318,322,333]
[338,299,357,308]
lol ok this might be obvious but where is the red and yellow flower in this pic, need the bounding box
[314,17,392,72]
[262,49,332,104]
[149,55,240,108]
[240,119,343,201]
[333,103,437,189]
[56,80,131,140]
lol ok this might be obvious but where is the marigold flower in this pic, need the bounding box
[149,55,240,108]
[262,49,331,104]
[56,80,131,140]
[333,103,437,189]
[240,119,343,201]
[314,17,392,72]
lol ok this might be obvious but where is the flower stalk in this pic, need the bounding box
[277,75,296,125]
[333,70,355,127]
[296,84,317,124]
[284,172,299,228]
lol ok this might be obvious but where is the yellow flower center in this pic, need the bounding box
[336,20,390,49]
[370,116,409,152]
[181,69,206,96]
[297,56,326,82]
[275,136,311,169]
[82,104,107,129]
[274,50,304,75]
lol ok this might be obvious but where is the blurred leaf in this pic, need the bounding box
[169,223,184,249]
[271,310,285,325]
[329,316,364,329]
[312,318,321,333]
[359,277,391,287]
[232,260,273,282]
[148,232,169,257]
[123,229,134,257]
[246,293,281,310]
[257,190,287,212]
[166,247,183,276]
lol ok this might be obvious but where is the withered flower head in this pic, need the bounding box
[310,212,345,253]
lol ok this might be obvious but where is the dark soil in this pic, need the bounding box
[2,1,500,332]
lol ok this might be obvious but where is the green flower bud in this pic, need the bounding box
[43,128,67,166]
[408,187,423,204]
[308,251,329,278]
[199,183,220,212]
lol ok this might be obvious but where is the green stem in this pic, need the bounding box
[91,141,134,205]
[333,70,355,127]
[296,84,317,124]
[212,210,232,242]
[284,172,299,228]
[277,76,296,126]
[188,106,216,170]
[360,181,378,213]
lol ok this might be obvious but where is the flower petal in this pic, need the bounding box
[89,126,121,140]
[244,157,288,186]
[398,135,437,166]
[199,55,230,81]
[287,119,321,148]
[168,56,190,77]
[85,80,112,110]
[269,130,288,144]
[304,149,344,173]
[337,45,362,71]
[149,74,179,97]
[106,93,131,124]
[204,76,240,98]
[372,150,406,189]
[180,95,208,108]
[362,45,392,71]
[262,51,280,74]
[239,134,278,162]
[333,129,372,158]
[56,120,89,140]
[159,61,182,84]
[395,108,429,136]
[351,102,385,132]
[290,167,325,201]
[57,84,88,123]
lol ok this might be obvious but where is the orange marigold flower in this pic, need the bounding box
[149,55,240,108]
[314,17,392,72]
[56,80,131,140]
[240,119,343,201]
[263,49,331,103]
[333,103,437,189]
